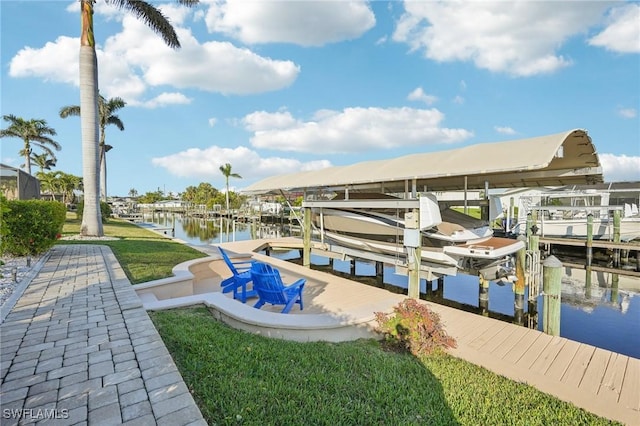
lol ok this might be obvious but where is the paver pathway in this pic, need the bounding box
[0,244,206,425]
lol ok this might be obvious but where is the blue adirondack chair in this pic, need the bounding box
[218,247,258,303]
[250,263,305,313]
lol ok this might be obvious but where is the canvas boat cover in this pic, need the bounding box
[242,129,603,194]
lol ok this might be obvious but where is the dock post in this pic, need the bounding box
[376,262,384,285]
[584,266,592,299]
[350,259,356,276]
[404,210,421,299]
[542,256,562,336]
[407,246,421,299]
[436,277,444,299]
[478,274,489,316]
[514,240,527,325]
[586,214,593,267]
[613,210,621,267]
[302,207,311,268]
[636,250,640,272]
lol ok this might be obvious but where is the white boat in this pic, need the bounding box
[514,183,640,241]
[311,195,525,279]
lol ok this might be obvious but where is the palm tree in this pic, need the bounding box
[30,152,57,173]
[0,115,60,175]
[219,163,242,212]
[77,0,199,236]
[36,171,59,200]
[60,94,125,202]
[58,172,82,205]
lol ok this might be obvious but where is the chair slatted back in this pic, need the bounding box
[251,263,288,304]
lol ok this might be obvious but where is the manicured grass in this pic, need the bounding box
[61,213,617,425]
[151,307,618,426]
[59,214,206,283]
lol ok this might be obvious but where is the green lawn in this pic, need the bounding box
[151,307,617,426]
[59,214,206,283]
[60,214,618,425]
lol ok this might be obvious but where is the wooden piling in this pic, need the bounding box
[436,277,444,299]
[515,238,526,297]
[586,214,593,267]
[542,256,562,336]
[376,262,384,285]
[613,210,621,267]
[407,246,421,299]
[303,207,311,267]
[478,274,489,316]
[514,238,527,325]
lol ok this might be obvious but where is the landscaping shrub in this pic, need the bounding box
[76,201,112,223]
[0,199,66,255]
[375,298,456,357]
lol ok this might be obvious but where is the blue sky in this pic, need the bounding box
[1,0,639,197]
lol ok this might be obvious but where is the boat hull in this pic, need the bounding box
[313,208,524,278]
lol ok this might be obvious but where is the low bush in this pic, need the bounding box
[0,199,66,255]
[375,298,457,357]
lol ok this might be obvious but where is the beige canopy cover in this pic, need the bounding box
[242,129,603,194]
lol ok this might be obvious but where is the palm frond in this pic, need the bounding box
[108,0,181,48]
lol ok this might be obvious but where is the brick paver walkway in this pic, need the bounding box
[0,245,206,425]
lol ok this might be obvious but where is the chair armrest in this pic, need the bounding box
[286,279,306,291]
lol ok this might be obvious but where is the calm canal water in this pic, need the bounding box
[146,214,640,359]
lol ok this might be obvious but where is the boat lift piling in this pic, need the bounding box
[613,210,621,267]
[586,214,594,267]
[478,274,490,317]
[542,256,562,336]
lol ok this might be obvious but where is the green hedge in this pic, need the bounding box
[0,199,66,256]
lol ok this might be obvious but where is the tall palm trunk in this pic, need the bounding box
[24,146,32,175]
[79,0,103,236]
[100,148,107,201]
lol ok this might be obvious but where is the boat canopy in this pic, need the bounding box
[242,129,603,195]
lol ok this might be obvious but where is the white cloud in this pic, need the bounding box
[242,110,299,132]
[135,92,192,109]
[208,118,217,127]
[452,95,465,105]
[600,153,640,182]
[151,145,331,180]
[8,4,300,105]
[242,107,473,153]
[589,4,640,53]
[103,14,300,96]
[393,1,610,76]
[617,107,638,119]
[407,87,437,105]
[494,126,516,135]
[203,0,375,46]
[9,36,79,85]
